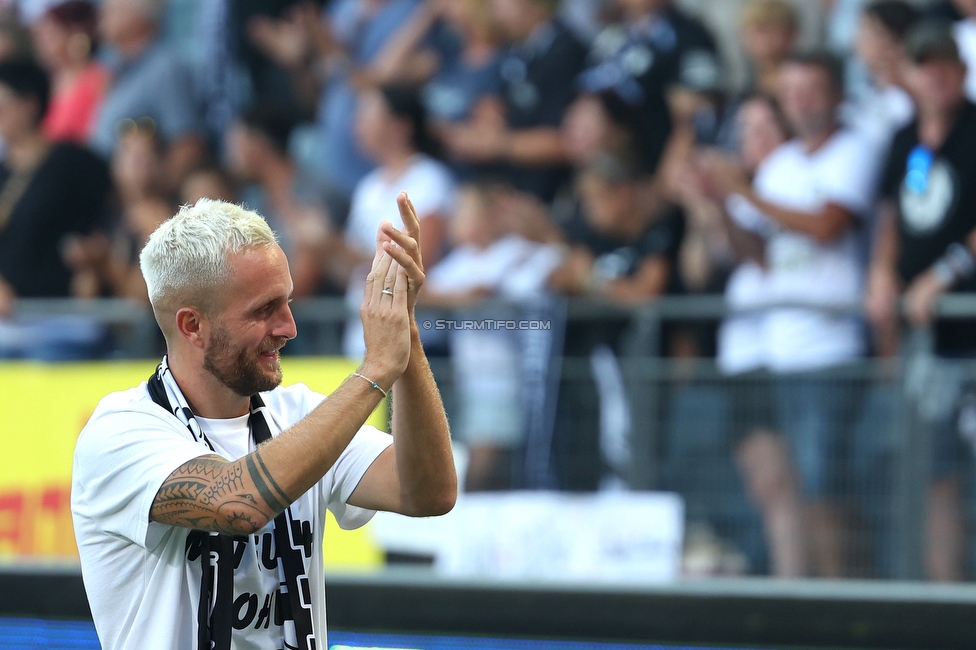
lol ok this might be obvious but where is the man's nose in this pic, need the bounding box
[275,304,298,340]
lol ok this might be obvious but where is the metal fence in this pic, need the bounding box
[11,294,976,581]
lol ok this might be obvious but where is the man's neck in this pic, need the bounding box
[52,60,88,91]
[875,58,910,91]
[918,101,963,150]
[800,124,838,154]
[755,60,783,96]
[167,353,250,419]
[381,148,416,179]
[462,38,496,65]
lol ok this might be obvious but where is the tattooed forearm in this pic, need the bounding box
[245,450,293,513]
[199,462,245,506]
[150,454,289,535]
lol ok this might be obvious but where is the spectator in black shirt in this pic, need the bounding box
[549,154,684,302]
[866,20,976,581]
[547,152,685,490]
[0,58,111,359]
[440,0,587,202]
[583,0,720,102]
[584,1,720,131]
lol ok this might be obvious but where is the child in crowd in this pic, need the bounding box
[423,182,563,490]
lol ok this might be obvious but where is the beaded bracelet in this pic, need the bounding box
[351,372,388,398]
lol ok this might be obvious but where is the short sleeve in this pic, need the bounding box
[817,132,885,218]
[72,404,214,550]
[533,30,587,127]
[323,424,394,530]
[639,207,685,261]
[424,22,461,65]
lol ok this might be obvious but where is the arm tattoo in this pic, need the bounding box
[150,454,290,536]
[245,450,293,514]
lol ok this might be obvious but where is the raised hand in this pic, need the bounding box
[359,248,411,390]
[377,191,426,315]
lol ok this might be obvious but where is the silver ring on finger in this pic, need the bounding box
[382,288,394,296]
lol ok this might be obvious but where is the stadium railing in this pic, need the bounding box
[10,294,976,581]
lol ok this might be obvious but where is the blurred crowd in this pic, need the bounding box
[3,0,976,579]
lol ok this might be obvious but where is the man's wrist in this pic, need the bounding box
[931,242,976,290]
[356,361,397,393]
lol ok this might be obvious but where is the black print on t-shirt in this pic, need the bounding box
[185,518,316,637]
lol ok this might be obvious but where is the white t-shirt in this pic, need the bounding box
[344,154,456,255]
[718,262,772,375]
[748,129,881,373]
[717,195,774,375]
[426,234,563,298]
[71,382,393,650]
[954,18,976,104]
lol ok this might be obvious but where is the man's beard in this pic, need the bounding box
[203,325,284,397]
[794,111,834,140]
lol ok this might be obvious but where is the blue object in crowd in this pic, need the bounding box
[905,144,934,195]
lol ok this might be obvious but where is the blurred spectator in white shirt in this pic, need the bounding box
[700,52,883,577]
[951,0,976,100]
[697,94,797,576]
[423,182,561,491]
[341,82,456,357]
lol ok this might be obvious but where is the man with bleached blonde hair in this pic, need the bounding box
[71,195,456,650]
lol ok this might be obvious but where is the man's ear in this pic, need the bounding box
[175,307,208,349]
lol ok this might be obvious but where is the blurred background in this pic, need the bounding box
[4,0,976,647]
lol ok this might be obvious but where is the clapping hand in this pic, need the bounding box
[357,192,426,389]
[377,191,426,316]
[696,149,750,200]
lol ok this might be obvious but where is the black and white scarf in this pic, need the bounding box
[147,357,317,650]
